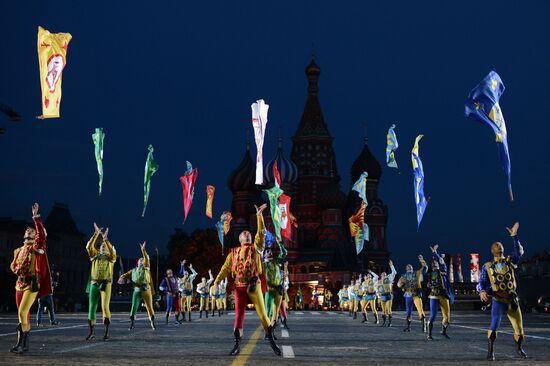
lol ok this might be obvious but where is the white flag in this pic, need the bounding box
[251,99,269,185]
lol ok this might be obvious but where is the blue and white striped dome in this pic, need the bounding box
[264,137,298,185]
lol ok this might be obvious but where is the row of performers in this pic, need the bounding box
[336,224,527,361]
[8,203,287,357]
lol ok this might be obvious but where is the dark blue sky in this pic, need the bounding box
[1,1,549,268]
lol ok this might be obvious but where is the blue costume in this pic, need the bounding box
[427,250,454,340]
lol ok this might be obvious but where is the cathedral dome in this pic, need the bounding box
[318,181,347,208]
[264,137,298,185]
[228,144,256,192]
[351,137,382,183]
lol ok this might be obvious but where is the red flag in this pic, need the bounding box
[279,194,292,240]
[179,167,198,223]
[273,160,281,187]
[206,185,215,219]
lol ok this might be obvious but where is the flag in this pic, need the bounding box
[263,185,283,242]
[352,171,369,204]
[206,185,215,219]
[251,99,269,185]
[279,194,292,240]
[179,161,198,224]
[92,128,105,195]
[412,135,428,228]
[386,124,399,169]
[273,160,282,187]
[37,26,72,119]
[215,211,232,254]
[465,70,513,201]
[349,202,369,255]
[142,144,159,217]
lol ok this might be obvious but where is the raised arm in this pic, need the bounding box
[140,242,150,269]
[207,270,214,286]
[368,270,379,283]
[178,260,187,277]
[32,203,47,250]
[506,223,524,266]
[102,229,116,262]
[254,205,267,253]
[388,260,397,281]
[86,233,100,258]
[215,252,233,284]
[190,265,198,281]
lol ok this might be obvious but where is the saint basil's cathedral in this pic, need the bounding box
[227,58,391,306]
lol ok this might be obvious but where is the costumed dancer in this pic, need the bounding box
[477,222,527,361]
[279,262,290,329]
[264,238,287,329]
[356,277,366,321]
[325,289,333,309]
[397,255,428,333]
[210,281,219,317]
[197,270,213,318]
[178,260,197,321]
[159,267,181,324]
[352,279,361,319]
[85,223,117,341]
[216,278,228,316]
[295,286,304,310]
[376,260,396,327]
[9,203,52,354]
[426,245,454,340]
[364,271,380,324]
[347,281,355,317]
[214,204,281,356]
[338,285,348,312]
[118,242,156,330]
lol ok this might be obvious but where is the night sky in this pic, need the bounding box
[1,1,549,269]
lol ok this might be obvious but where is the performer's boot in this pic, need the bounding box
[199,311,203,319]
[427,321,433,340]
[515,335,527,358]
[150,315,156,330]
[85,320,95,341]
[212,309,216,317]
[441,324,450,339]
[10,324,23,353]
[403,318,411,332]
[387,315,392,327]
[380,315,386,327]
[266,325,282,356]
[188,311,192,322]
[282,317,289,330]
[129,315,135,330]
[353,311,357,320]
[361,313,367,323]
[180,312,186,322]
[206,309,209,318]
[421,315,427,333]
[487,331,496,361]
[374,313,379,325]
[230,329,241,356]
[175,313,180,324]
[22,330,29,352]
[165,313,170,325]
[103,318,110,341]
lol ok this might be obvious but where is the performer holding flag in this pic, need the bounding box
[465,70,514,201]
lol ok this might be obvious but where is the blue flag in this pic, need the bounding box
[352,171,369,204]
[465,70,513,201]
[411,135,428,228]
[386,124,399,169]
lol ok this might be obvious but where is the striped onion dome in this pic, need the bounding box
[228,142,256,192]
[264,137,298,185]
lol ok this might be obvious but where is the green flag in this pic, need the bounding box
[142,144,159,217]
[92,128,105,195]
[263,185,283,242]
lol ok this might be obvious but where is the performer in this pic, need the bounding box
[352,279,361,319]
[338,285,348,311]
[364,271,380,324]
[376,260,396,327]
[36,269,60,327]
[216,278,228,316]
[197,270,213,318]
[426,245,454,340]
[178,260,197,322]
[477,222,527,360]
[10,203,52,354]
[264,238,287,327]
[295,286,304,310]
[347,280,355,317]
[397,255,428,332]
[118,242,156,330]
[214,204,281,356]
[279,262,290,329]
[159,267,181,324]
[356,277,365,321]
[325,289,333,309]
[210,281,219,317]
[85,223,117,341]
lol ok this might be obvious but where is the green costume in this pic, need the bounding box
[264,240,287,322]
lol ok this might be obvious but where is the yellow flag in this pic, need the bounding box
[37,26,72,119]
